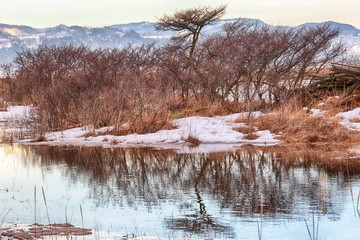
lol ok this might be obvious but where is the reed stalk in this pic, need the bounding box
[34,186,37,237]
[325,173,332,206]
[42,187,51,224]
[257,193,263,240]
[1,209,11,224]
[323,172,326,213]
[313,209,315,240]
[80,204,84,228]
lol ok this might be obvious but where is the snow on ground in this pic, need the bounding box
[0,106,33,134]
[0,223,173,240]
[4,104,360,153]
[310,108,326,117]
[5,104,360,153]
[335,107,360,131]
[17,111,279,153]
[0,105,32,121]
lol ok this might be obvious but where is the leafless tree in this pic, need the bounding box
[195,20,345,107]
[156,5,226,88]
[156,5,226,67]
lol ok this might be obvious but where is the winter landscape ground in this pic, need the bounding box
[2,4,360,240]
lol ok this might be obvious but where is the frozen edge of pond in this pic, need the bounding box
[0,222,182,240]
[4,105,360,154]
[17,112,280,154]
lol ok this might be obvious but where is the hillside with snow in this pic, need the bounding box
[0,19,360,64]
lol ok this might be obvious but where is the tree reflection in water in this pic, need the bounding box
[17,145,360,238]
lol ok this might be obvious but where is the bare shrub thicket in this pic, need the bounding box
[6,6,346,134]
[0,63,15,110]
[10,44,172,134]
[193,21,345,108]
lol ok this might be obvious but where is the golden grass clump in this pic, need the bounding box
[255,107,355,144]
[233,126,259,140]
[183,135,201,147]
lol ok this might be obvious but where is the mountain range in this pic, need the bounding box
[0,19,359,64]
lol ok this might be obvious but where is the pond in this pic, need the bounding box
[0,144,360,239]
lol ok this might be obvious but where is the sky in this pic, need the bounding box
[0,0,359,29]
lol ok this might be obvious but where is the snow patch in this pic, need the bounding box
[310,108,325,117]
[335,107,360,131]
[0,106,33,121]
[22,111,280,153]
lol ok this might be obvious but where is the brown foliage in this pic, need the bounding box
[255,102,355,143]
[183,135,201,147]
[3,7,349,136]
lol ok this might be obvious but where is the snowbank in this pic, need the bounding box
[21,112,280,153]
[5,104,360,153]
[0,105,32,121]
[335,107,360,131]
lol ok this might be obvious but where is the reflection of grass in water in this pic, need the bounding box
[304,209,319,240]
[1,186,93,240]
[0,223,92,239]
[257,193,263,240]
[3,145,360,239]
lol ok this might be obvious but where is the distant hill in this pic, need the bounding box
[297,21,360,36]
[0,19,359,65]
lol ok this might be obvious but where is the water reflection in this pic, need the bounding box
[1,144,360,239]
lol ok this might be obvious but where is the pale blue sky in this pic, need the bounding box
[1,0,359,28]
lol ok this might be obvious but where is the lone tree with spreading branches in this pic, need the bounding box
[156,5,226,68]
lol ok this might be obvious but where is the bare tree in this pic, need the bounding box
[156,5,226,68]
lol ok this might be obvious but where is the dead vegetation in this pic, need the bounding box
[0,6,358,146]
[183,135,201,147]
[255,99,357,144]
[0,223,92,240]
[233,126,259,140]
[308,64,360,95]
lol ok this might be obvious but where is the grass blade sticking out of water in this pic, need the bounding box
[313,209,315,240]
[357,188,360,217]
[349,181,355,215]
[326,173,332,207]
[318,178,322,210]
[80,204,85,240]
[65,206,68,223]
[34,186,37,238]
[304,219,312,240]
[257,221,262,240]
[323,172,326,213]
[346,160,357,216]
[257,193,263,240]
[316,213,320,240]
[80,204,84,228]
[42,187,51,224]
[1,209,11,224]
[305,209,320,240]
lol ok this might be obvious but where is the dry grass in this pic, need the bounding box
[310,94,360,117]
[233,126,259,140]
[32,136,46,142]
[82,132,94,138]
[183,135,201,147]
[233,126,255,134]
[0,134,13,144]
[233,116,248,124]
[0,104,7,112]
[116,118,176,136]
[349,118,360,123]
[169,98,241,118]
[255,100,357,144]
[243,133,259,140]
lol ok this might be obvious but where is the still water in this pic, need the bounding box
[0,144,360,239]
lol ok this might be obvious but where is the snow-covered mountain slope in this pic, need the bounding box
[0,19,359,64]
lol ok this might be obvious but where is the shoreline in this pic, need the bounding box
[2,104,360,154]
